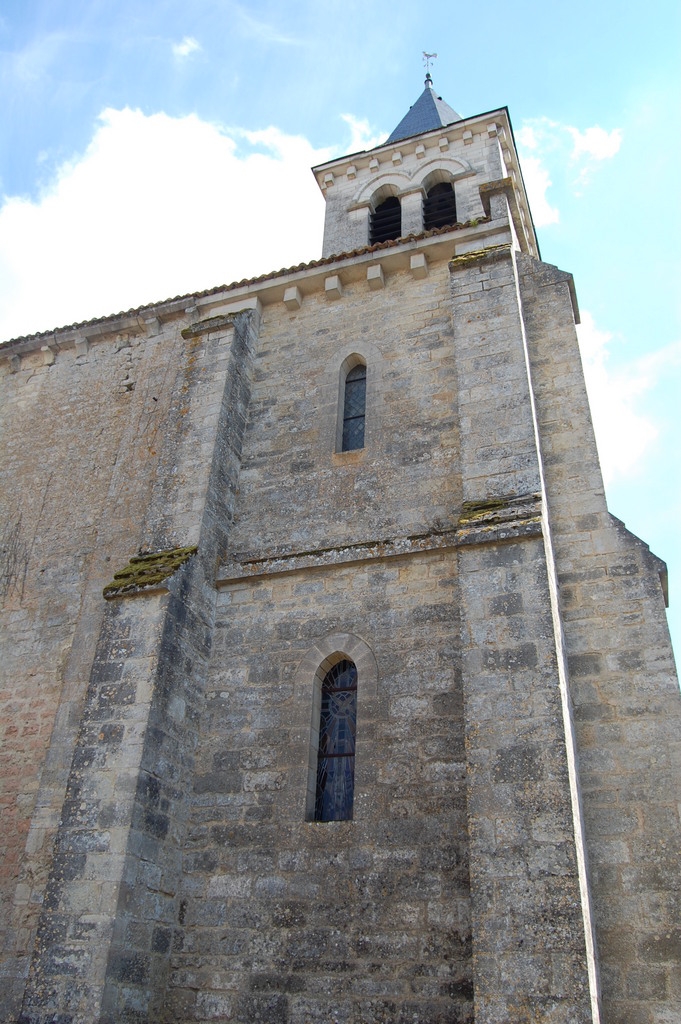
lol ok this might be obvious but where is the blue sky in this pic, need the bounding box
[1,0,680,661]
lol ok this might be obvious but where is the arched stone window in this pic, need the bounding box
[370,195,401,244]
[423,181,457,231]
[298,632,377,823]
[341,362,367,451]
[314,658,357,821]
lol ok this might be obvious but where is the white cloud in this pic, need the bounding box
[576,311,672,483]
[516,124,539,151]
[1,31,70,84]
[339,114,386,154]
[0,108,332,340]
[517,116,622,210]
[172,36,201,59]
[518,154,560,227]
[232,7,303,46]
[568,125,622,191]
[567,125,622,162]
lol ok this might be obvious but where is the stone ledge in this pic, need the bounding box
[456,516,542,547]
[181,314,241,339]
[458,491,541,525]
[217,495,543,583]
[103,546,197,599]
[457,492,542,544]
[449,242,513,271]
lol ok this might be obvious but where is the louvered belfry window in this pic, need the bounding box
[423,181,457,231]
[315,659,357,822]
[370,196,401,244]
[342,363,366,452]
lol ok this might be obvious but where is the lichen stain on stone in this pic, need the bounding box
[456,493,540,528]
[103,545,197,598]
[458,497,510,523]
[449,243,511,270]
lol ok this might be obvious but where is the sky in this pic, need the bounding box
[1,0,680,662]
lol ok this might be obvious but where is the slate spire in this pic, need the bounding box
[386,74,461,145]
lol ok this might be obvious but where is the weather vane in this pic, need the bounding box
[423,52,438,74]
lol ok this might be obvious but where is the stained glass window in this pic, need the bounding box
[342,363,366,452]
[315,659,357,821]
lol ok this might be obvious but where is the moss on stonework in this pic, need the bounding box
[103,545,197,598]
[449,243,511,270]
[458,498,510,524]
[458,493,542,526]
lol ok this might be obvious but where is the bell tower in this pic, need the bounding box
[313,74,538,262]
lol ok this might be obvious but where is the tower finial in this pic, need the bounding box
[423,51,438,85]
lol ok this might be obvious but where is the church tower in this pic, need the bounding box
[1,75,680,1024]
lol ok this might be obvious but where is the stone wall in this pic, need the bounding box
[0,306,259,1021]
[160,246,599,1023]
[518,255,681,1022]
[170,554,470,1024]
[159,266,473,1022]
[0,320,189,1016]
[227,266,461,557]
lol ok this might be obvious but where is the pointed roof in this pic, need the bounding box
[386,74,462,144]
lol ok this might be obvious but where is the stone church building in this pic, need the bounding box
[1,76,680,1024]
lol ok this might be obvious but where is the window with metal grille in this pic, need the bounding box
[315,659,357,821]
[423,181,457,231]
[342,363,366,452]
[370,196,401,245]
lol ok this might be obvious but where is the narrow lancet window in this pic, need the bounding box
[423,181,457,231]
[315,659,357,821]
[342,363,366,452]
[370,196,401,244]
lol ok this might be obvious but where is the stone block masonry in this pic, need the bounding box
[0,316,196,1018]
[13,310,259,1022]
[517,255,681,1023]
[170,554,472,1024]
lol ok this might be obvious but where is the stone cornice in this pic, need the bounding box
[312,106,511,179]
[217,494,543,585]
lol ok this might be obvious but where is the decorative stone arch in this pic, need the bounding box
[420,168,456,194]
[411,155,475,189]
[295,631,378,700]
[352,171,412,208]
[296,632,378,821]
